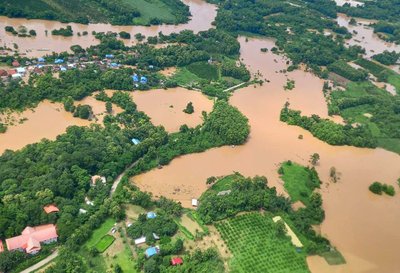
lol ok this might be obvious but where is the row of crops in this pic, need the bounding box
[216,213,310,273]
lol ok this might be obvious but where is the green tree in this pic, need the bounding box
[183,102,194,114]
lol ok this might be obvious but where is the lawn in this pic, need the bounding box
[279,162,320,206]
[187,62,220,81]
[95,235,115,252]
[216,213,310,273]
[123,0,176,25]
[171,67,203,87]
[85,218,115,249]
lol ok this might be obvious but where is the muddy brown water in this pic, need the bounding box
[133,37,400,273]
[0,100,89,154]
[0,0,216,57]
[337,13,400,58]
[130,87,213,132]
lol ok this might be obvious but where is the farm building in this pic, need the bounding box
[145,246,159,258]
[134,236,146,245]
[5,224,58,254]
[43,204,59,214]
[147,212,157,219]
[91,175,106,186]
[171,257,183,266]
[131,138,141,145]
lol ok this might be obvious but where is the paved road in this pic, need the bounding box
[20,250,59,273]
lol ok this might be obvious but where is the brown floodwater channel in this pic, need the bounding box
[0,0,216,57]
[133,37,400,273]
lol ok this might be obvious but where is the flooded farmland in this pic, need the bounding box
[130,87,213,132]
[133,37,400,273]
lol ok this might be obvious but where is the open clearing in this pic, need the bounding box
[95,235,115,252]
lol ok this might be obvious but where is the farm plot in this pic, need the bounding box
[216,213,310,273]
[95,234,115,252]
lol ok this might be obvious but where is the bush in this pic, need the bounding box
[369,181,395,196]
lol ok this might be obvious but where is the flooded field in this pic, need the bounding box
[0,100,89,154]
[0,0,216,57]
[130,87,213,132]
[337,14,400,58]
[133,37,400,273]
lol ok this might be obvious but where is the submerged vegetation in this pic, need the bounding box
[369,181,396,196]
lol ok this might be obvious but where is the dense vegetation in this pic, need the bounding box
[0,0,190,25]
[372,51,400,66]
[327,60,368,82]
[369,181,396,196]
[280,103,377,148]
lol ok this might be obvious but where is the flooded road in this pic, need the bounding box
[133,37,400,273]
[0,0,216,57]
[130,87,213,132]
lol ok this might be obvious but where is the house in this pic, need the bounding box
[5,224,58,254]
[145,246,159,258]
[12,60,20,67]
[132,74,139,82]
[131,138,141,145]
[105,54,114,59]
[0,70,7,77]
[16,67,26,75]
[79,208,88,214]
[134,236,146,245]
[7,69,17,76]
[54,59,64,64]
[0,241,4,253]
[147,212,157,219]
[191,199,198,207]
[171,257,183,266]
[11,74,22,80]
[91,175,106,186]
[85,197,94,206]
[60,66,67,72]
[140,76,148,84]
[152,233,160,240]
[43,205,59,214]
[37,57,45,63]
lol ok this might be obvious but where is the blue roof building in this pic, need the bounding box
[105,54,114,59]
[110,62,118,68]
[60,67,67,72]
[132,74,139,82]
[54,59,64,64]
[147,212,156,219]
[131,138,141,145]
[37,57,45,63]
[140,76,148,84]
[145,246,159,258]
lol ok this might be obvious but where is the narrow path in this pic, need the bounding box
[110,160,138,196]
[20,250,59,273]
[223,82,247,92]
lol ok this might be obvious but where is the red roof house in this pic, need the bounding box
[0,240,4,253]
[0,69,7,77]
[7,69,16,76]
[171,257,183,266]
[43,205,59,214]
[5,224,58,254]
[12,60,20,67]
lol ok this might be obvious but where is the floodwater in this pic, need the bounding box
[0,0,216,57]
[133,37,400,273]
[337,14,400,58]
[0,100,89,154]
[130,87,213,132]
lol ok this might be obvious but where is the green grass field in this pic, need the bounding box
[86,218,115,249]
[216,213,309,273]
[123,0,176,25]
[187,62,220,81]
[279,162,320,206]
[95,235,115,252]
[171,67,204,87]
